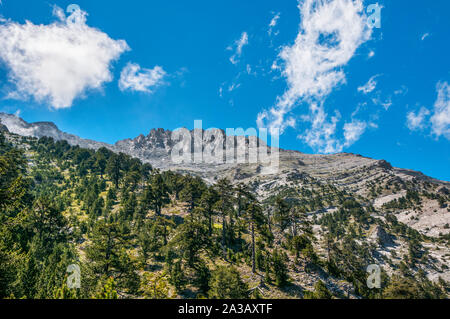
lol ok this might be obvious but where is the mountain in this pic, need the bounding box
[1,112,450,297]
[1,112,449,238]
[0,112,111,150]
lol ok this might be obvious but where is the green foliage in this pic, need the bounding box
[208,266,248,299]
[140,273,173,299]
[168,261,187,292]
[271,249,289,288]
[85,218,139,295]
[304,280,333,299]
[95,277,118,299]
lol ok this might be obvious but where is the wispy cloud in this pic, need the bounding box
[407,107,430,131]
[258,0,372,153]
[343,119,367,148]
[406,82,450,140]
[358,75,380,94]
[421,33,430,41]
[228,82,241,92]
[430,81,450,139]
[268,12,280,36]
[0,6,129,109]
[229,32,249,65]
[119,63,166,93]
[299,103,367,153]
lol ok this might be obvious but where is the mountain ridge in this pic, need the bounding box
[1,112,448,185]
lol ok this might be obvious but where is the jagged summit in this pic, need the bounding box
[0,112,448,187]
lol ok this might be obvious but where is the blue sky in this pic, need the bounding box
[0,0,449,181]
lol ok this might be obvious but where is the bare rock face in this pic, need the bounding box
[0,121,9,133]
[369,226,394,247]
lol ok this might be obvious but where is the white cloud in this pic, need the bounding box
[0,6,129,109]
[343,119,367,147]
[119,62,166,93]
[430,81,450,139]
[407,107,430,131]
[229,32,249,65]
[421,33,430,41]
[371,92,393,110]
[406,82,450,140]
[268,12,280,36]
[299,103,366,153]
[368,50,375,58]
[228,82,241,92]
[394,86,408,96]
[299,103,341,153]
[358,75,379,94]
[258,0,372,152]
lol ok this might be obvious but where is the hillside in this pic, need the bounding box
[0,114,450,299]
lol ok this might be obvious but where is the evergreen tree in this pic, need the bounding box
[243,201,266,273]
[168,261,187,292]
[271,248,289,288]
[171,212,210,267]
[85,218,138,295]
[143,173,170,216]
[213,179,234,259]
[274,197,290,231]
[106,154,123,188]
[180,176,205,212]
[199,188,219,236]
[208,266,248,299]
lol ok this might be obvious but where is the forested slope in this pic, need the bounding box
[0,132,449,299]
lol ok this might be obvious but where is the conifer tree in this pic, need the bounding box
[85,218,138,294]
[200,188,219,236]
[243,201,266,273]
[213,179,234,259]
[208,266,248,299]
[106,154,123,188]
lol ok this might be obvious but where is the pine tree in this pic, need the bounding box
[213,179,234,259]
[199,188,219,236]
[171,212,210,267]
[180,176,205,212]
[208,266,248,299]
[106,154,122,188]
[144,173,170,216]
[85,218,138,294]
[271,248,289,288]
[274,197,290,231]
[243,201,266,273]
[168,261,186,292]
